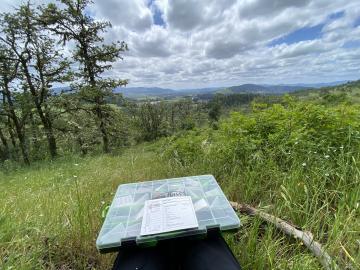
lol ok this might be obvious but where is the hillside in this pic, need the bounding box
[113,86,177,98]
[52,81,352,100]
[113,81,349,99]
[222,84,310,94]
[1,95,360,269]
[292,79,360,103]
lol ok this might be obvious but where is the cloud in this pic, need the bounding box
[238,0,311,19]
[164,0,203,31]
[0,0,359,88]
[273,40,330,59]
[131,26,173,57]
[91,0,153,32]
[206,40,249,59]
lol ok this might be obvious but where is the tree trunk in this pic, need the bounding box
[3,95,16,149]
[7,122,17,148]
[21,60,57,158]
[17,130,30,165]
[96,106,109,153]
[46,126,57,158]
[2,79,30,165]
[0,128,9,159]
[83,40,110,154]
[29,111,40,153]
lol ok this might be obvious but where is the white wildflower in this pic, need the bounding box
[302,162,306,167]
[324,155,330,159]
[74,163,79,166]
[73,175,78,178]
[325,173,329,177]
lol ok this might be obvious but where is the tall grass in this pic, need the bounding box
[1,100,360,269]
[160,101,360,269]
[0,147,172,269]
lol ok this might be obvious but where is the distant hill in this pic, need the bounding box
[115,86,222,98]
[291,79,360,102]
[52,80,354,99]
[117,84,307,98]
[51,86,73,95]
[219,84,310,94]
[225,84,269,93]
[114,87,176,98]
[289,81,349,88]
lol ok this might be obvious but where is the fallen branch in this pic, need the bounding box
[229,201,339,270]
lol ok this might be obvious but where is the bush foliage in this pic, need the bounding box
[161,98,360,268]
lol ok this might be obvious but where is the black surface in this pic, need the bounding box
[112,232,241,270]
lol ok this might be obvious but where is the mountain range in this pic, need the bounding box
[114,81,349,98]
[52,80,350,98]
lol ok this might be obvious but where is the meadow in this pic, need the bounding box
[1,95,359,270]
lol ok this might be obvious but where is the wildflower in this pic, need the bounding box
[313,151,317,154]
[295,141,298,145]
[101,201,105,205]
[324,155,330,159]
[74,163,79,166]
[73,175,78,178]
[325,173,329,177]
[340,146,344,149]
[302,162,306,167]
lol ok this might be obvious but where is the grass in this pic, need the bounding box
[0,145,171,269]
[1,141,359,269]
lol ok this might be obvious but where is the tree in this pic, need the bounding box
[208,101,221,122]
[0,46,30,165]
[0,127,9,160]
[41,0,128,153]
[0,3,71,159]
[138,102,167,141]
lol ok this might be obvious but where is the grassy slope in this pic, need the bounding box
[2,143,358,270]
[0,146,173,269]
[292,80,360,103]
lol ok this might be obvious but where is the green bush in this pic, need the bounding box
[161,100,360,269]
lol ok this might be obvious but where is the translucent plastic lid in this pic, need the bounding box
[96,175,240,252]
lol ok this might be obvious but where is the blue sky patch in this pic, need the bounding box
[148,0,165,26]
[354,16,360,28]
[328,11,345,20]
[268,23,324,47]
[343,40,360,48]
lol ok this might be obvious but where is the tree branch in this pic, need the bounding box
[229,201,339,270]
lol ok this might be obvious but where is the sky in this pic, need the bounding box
[2,0,360,89]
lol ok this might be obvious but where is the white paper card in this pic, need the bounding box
[140,196,198,236]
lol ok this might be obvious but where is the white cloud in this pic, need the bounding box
[91,0,153,32]
[0,0,359,88]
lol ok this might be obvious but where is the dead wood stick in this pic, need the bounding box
[230,201,339,270]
